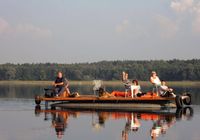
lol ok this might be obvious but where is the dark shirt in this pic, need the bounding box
[55,77,68,88]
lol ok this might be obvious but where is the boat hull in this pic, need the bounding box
[52,102,176,110]
[42,96,177,110]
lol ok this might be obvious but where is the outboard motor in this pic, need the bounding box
[44,88,54,97]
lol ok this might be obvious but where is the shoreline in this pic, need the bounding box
[0,80,200,87]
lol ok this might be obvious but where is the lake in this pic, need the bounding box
[0,84,200,140]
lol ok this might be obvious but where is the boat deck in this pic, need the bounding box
[38,95,175,102]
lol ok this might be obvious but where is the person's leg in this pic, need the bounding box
[166,91,170,97]
[65,87,70,94]
[160,91,171,97]
[169,92,176,97]
[160,91,167,97]
[125,88,128,98]
[152,85,158,95]
[155,85,159,96]
[53,87,60,96]
[57,87,65,96]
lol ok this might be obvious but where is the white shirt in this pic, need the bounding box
[159,85,168,95]
[131,85,141,98]
[150,76,161,86]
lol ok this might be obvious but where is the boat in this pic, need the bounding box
[35,88,192,109]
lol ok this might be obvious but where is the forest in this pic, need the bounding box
[0,59,200,81]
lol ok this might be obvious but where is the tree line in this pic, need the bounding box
[0,59,200,81]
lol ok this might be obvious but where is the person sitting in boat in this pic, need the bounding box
[158,80,176,97]
[98,87,115,98]
[53,71,70,97]
[150,71,161,86]
[130,80,142,98]
[150,71,161,94]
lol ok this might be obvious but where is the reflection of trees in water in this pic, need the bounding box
[70,85,92,95]
[0,85,45,98]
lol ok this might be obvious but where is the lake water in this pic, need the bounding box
[0,84,200,140]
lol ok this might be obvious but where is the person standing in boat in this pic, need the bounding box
[122,71,131,97]
[150,71,161,95]
[158,80,176,97]
[53,71,70,97]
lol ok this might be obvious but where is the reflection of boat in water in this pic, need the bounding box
[34,106,193,140]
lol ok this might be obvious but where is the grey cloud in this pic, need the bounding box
[0,17,52,39]
[0,18,9,34]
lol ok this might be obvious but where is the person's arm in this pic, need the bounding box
[138,85,142,93]
[53,82,64,87]
[160,85,169,91]
[63,78,69,87]
[168,88,173,92]
[165,85,173,92]
[53,78,64,87]
[150,77,155,84]
[157,76,161,84]
[131,85,134,97]
[122,72,126,81]
[56,82,64,86]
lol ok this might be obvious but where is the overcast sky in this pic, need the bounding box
[0,0,200,64]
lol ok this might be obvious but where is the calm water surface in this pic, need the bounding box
[0,84,200,140]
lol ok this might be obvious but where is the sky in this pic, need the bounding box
[0,0,200,64]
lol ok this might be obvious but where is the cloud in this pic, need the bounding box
[171,0,193,13]
[156,15,178,39]
[192,2,200,32]
[115,19,130,33]
[0,17,52,39]
[0,18,9,34]
[15,24,52,39]
[170,0,200,33]
[192,1,200,14]
[192,13,200,32]
[114,19,148,41]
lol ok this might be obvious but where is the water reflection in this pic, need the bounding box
[122,113,141,140]
[34,106,193,140]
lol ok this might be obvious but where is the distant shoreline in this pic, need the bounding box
[0,80,200,87]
